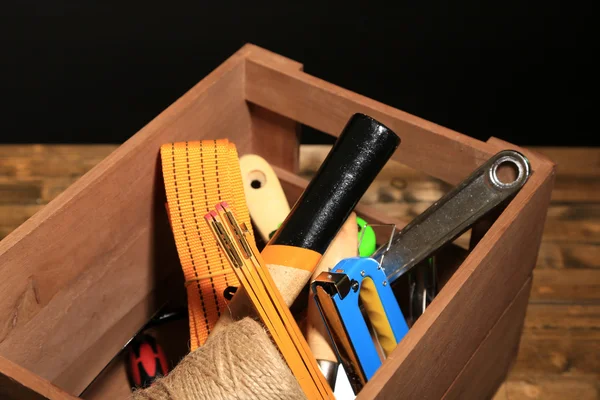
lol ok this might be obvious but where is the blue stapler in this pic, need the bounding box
[311,150,532,394]
[311,257,409,393]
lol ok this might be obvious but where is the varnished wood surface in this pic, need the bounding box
[0,355,77,400]
[0,47,252,395]
[0,144,598,399]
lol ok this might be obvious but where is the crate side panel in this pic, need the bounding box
[0,356,76,400]
[358,162,555,399]
[248,104,301,173]
[0,53,251,394]
[442,278,532,400]
[245,54,497,186]
[243,48,304,174]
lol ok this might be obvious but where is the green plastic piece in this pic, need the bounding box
[269,218,376,257]
[356,216,376,257]
[268,222,283,240]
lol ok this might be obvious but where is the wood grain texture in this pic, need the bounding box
[0,45,254,395]
[513,305,600,379]
[493,376,599,400]
[244,44,497,186]
[301,145,599,399]
[442,278,533,400]
[2,144,597,399]
[1,144,597,399]
[248,103,301,174]
[0,45,590,399]
[359,150,554,399]
[245,46,303,173]
[0,356,77,400]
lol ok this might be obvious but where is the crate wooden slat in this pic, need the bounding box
[0,49,253,394]
[442,278,532,399]
[245,50,495,186]
[0,44,555,399]
[0,356,76,400]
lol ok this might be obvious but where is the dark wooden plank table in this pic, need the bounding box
[0,144,598,399]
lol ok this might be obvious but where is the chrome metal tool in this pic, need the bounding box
[373,149,531,284]
[311,150,531,394]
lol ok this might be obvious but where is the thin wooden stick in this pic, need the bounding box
[204,212,316,397]
[206,205,334,399]
[217,203,332,399]
[234,213,333,398]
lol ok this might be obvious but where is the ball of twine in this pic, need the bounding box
[130,317,306,400]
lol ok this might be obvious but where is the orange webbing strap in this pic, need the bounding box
[160,139,253,349]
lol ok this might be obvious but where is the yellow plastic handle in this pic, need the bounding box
[359,277,398,357]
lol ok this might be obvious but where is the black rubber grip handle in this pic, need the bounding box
[269,113,400,254]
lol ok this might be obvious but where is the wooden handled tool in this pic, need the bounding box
[211,113,400,335]
[239,154,291,243]
[306,211,358,389]
[205,202,335,399]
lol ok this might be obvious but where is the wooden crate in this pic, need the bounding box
[0,44,555,399]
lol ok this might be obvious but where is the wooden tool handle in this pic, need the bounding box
[239,154,291,243]
[306,213,358,363]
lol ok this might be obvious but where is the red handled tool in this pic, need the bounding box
[126,333,169,389]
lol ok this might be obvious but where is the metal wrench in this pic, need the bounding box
[373,149,531,285]
[309,150,531,393]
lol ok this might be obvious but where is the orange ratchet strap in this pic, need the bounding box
[160,139,253,350]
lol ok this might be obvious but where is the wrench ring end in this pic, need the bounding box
[489,152,530,190]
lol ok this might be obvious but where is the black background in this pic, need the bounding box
[1,1,597,146]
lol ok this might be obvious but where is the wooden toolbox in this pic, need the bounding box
[0,44,555,399]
